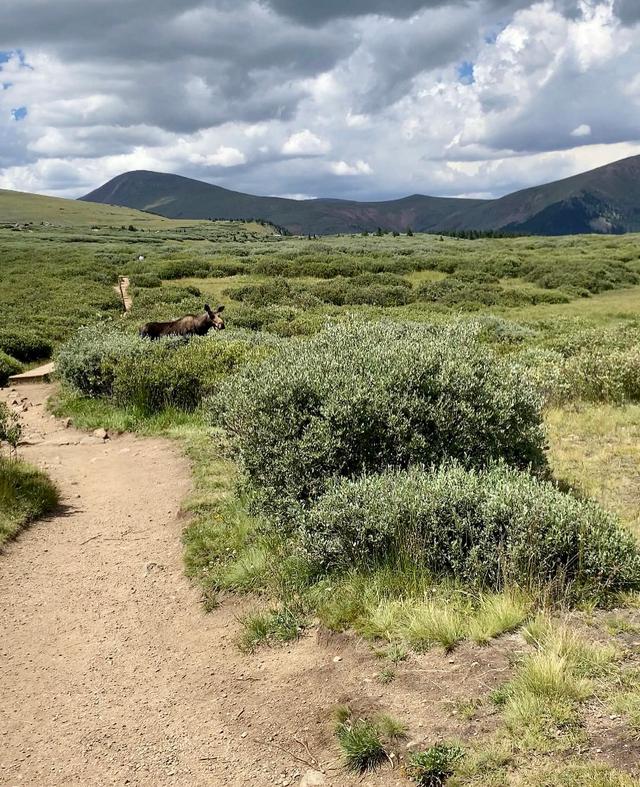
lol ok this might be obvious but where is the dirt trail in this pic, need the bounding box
[116,276,132,313]
[0,385,512,787]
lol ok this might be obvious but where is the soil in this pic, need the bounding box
[1,384,637,786]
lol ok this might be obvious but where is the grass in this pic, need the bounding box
[408,743,465,786]
[237,606,305,653]
[495,619,620,752]
[0,457,59,546]
[546,404,640,537]
[514,762,638,786]
[335,718,387,773]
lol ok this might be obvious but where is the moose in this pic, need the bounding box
[140,303,225,339]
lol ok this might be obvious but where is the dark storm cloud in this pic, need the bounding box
[262,0,533,24]
[350,6,481,112]
[614,0,640,24]
[0,0,360,133]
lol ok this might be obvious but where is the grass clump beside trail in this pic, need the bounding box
[299,463,640,599]
[333,707,408,773]
[212,320,547,520]
[0,457,59,546]
[493,618,620,752]
[408,743,465,786]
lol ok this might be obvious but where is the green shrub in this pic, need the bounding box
[112,335,265,413]
[0,329,53,362]
[158,259,207,279]
[130,273,161,288]
[516,335,640,405]
[0,402,22,453]
[335,718,387,773]
[408,743,464,786]
[0,351,23,386]
[224,277,317,307]
[208,262,247,277]
[57,324,276,412]
[310,275,414,306]
[213,321,547,518]
[299,464,640,598]
[417,279,568,309]
[564,346,640,404]
[56,324,143,397]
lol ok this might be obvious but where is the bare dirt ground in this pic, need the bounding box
[2,384,636,786]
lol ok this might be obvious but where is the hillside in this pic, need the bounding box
[447,154,640,234]
[80,170,486,235]
[80,155,640,235]
[0,187,246,230]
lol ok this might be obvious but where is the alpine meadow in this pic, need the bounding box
[2,1,640,785]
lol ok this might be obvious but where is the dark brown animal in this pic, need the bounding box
[140,304,225,339]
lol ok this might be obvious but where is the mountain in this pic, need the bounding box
[80,171,486,235]
[445,154,640,234]
[80,155,640,235]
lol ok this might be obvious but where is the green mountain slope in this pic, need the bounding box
[447,154,640,234]
[80,170,487,235]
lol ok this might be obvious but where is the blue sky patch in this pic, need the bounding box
[11,106,28,121]
[457,61,475,85]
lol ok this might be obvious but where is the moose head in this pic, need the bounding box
[204,303,225,331]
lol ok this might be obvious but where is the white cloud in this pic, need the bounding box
[571,123,592,137]
[330,159,373,175]
[200,146,246,167]
[281,129,331,155]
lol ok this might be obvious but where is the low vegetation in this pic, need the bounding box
[212,320,547,520]
[0,457,59,546]
[299,464,639,599]
[8,218,639,784]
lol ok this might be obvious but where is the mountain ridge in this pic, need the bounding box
[80,154,640,235]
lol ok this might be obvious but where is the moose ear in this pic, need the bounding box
[214,304,225,314]
[204,303,212,314]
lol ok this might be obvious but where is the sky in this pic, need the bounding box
[0,0,639,201]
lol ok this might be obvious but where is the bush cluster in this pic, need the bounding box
[417,279,568,309]
[56,324,275,412]
[213,321,547,519]
[0,351,23,386]
[129,273,162,288]
[310,275,414,307]
[517,328,640,405]
[299,463,640,597]
[0,329,53,362]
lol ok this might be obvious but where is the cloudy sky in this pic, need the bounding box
[1,0,639,201]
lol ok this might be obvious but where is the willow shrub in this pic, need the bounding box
[213,321,547,519]
[57,324,277,412]
[0,351,23,387]
[299,464,640,598]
